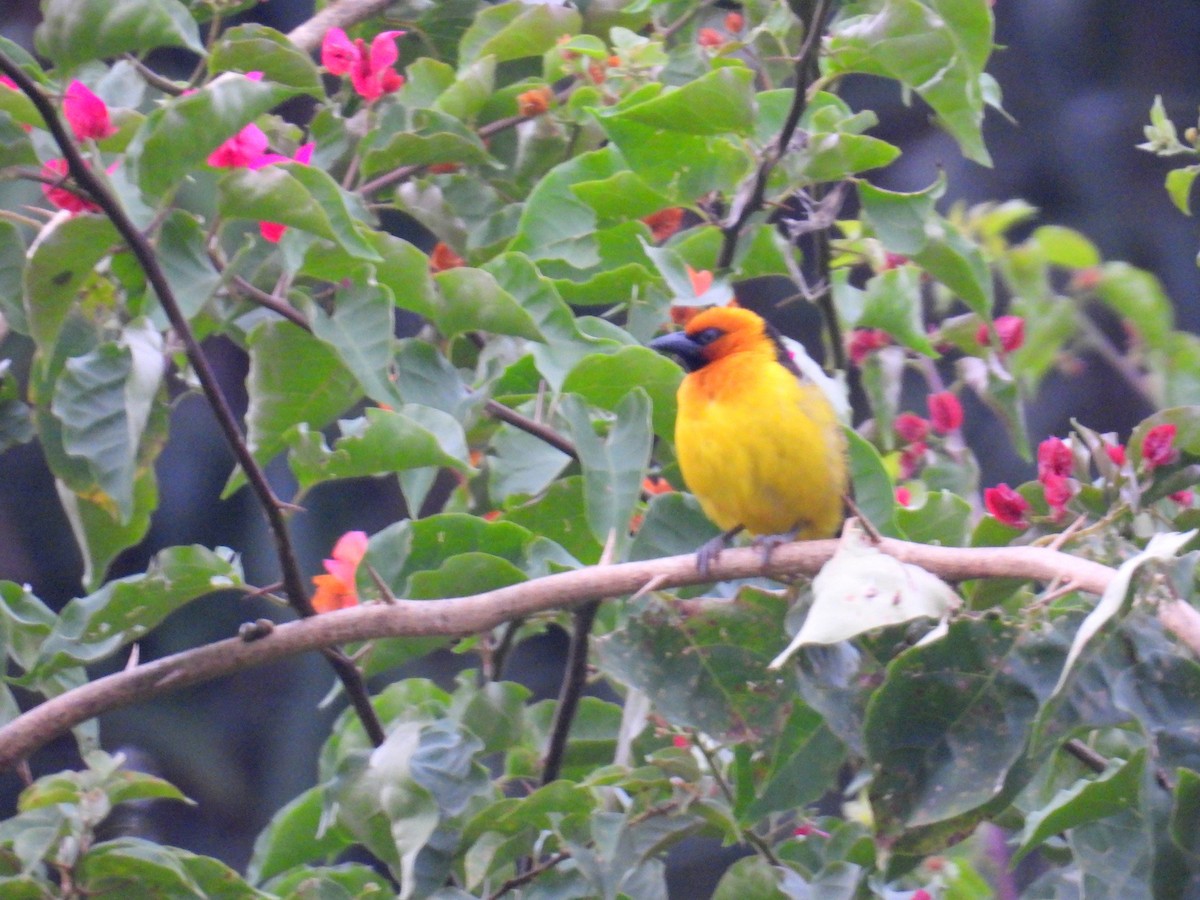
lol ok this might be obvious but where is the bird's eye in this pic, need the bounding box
[692,327,723,346]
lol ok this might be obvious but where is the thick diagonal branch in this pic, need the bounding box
[0,51,385,749]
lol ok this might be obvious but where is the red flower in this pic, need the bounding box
[430,242,466,272]
[984,483,1030,529]
[927,391,963,434]
[899,441,927,480]
[724,11,744,32]
[322,28,406,101]
[1142,423,1178,470]
[40,158,97,213]
[311,530,368,613]
[1171,490,1194,507]
[895,486,912,506]
[672,734,689,748]
[1042,473,1072,521]
[697,27,725,48]
[894,413,929,444]
[1037,437,1073,481]
[977,315,1025,353]
[642,475,675,495]
[881,252,909,270]
[1105,443,1126,466]
[846,328,890,366]
[63,80,116,141]
[643,207,684,242]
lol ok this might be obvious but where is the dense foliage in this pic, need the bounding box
[1,0,1200,897]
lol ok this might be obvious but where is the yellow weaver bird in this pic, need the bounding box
[649,306,848,574]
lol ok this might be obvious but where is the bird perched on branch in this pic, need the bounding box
[649,306,847,574]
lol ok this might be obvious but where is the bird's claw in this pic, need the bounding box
[695,534,727,578]
[752,531,797,568]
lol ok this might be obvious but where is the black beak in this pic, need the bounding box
[648,331,707,373]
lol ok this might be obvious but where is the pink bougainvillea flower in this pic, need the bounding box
[1171,490,1194,507]
[976,315,1025,353]
[322,27,406,101]
[207,122,269,168]
[895,486,912,506]
[1037,436,1074,481]
[311,530,368,613]
[1142,423,1178,470]
[1042,472,1072,521]
[846,328,890,366]
[63,80,117,141]
[40,157,97,213]
[894,412,929,445]
[1105,442,1127,466]
[928,391,963,434]
[984,483,1030,529]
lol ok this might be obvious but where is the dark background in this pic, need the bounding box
[1,0,1199,891]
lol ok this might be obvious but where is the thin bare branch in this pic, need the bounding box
[287,0,394,54]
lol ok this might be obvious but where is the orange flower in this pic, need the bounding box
[517,86,553,117]
[724,11,744,32]
[430,242,466,272]
[311,531,368,613]
[587,62,606,84]
[643,207,684,242]
[697,28,724,48]
[642,475,675,495]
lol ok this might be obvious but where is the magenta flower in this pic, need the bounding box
[63,80,117,141]
[321,28,406,101]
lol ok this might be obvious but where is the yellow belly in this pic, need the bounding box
[675,357,846,538]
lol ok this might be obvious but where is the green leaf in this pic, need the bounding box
[595,588,793,742]
[155,211,222,322]
[247,786,355,884]
[362,108,492,177]
[307,275,402,407]
[129,74,305,198]
[856,267,938,356]
[1092,262,1174,350]
[501,476,601,565]
[859,179,993,316]
[22,215,119,349]
[262,863,392,898]
[864,618,1039,839]
[208,24,323,93]
[845,428,903,538]
[486,417,574,503]
[36,0,202,68]
[49,328,163,521]
[1012,750,1145,865]
[458,1,581,66]
[288,406,471,493]
[218,163,379,260]
[1053,531,1196,697]
[33,546,244,677]
[559,391,653,556]
[432,267,543,340]
[895,489,972,546]
[1167,166,1200,216]
[600,67,756,136]
[1029,225,1102,268]
[561,348,680,442]
[629,492,721,563]
[739,704,846,822]
[827,0,994,165]
[712,855,799,900]
[232,320,360,495]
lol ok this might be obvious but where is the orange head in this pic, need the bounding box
[649,306,795,374]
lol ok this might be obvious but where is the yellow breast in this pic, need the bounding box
[675,352,846,538]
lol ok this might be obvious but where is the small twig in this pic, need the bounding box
[489,851,571,899]
[695,738,782,867]
[1062,738,1108,774]
[541,598,600,785]
[659,0,720,40]
[124,55,186,95]
[484,399,578,460]
[716,0,831,270]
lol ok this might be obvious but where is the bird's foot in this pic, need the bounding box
[695,525,745,578]
[752,530,799,568]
